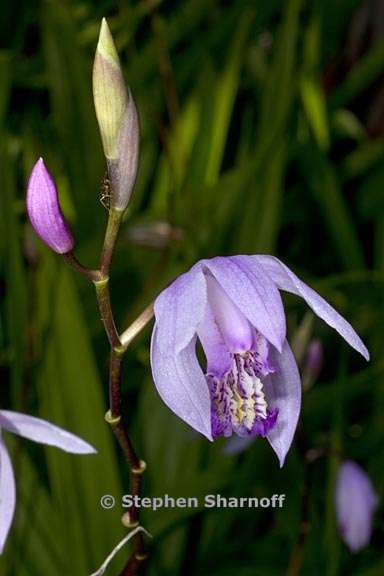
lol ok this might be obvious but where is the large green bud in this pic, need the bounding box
[93,18,139,210]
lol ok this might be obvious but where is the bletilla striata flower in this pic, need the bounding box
[151,256,369,465]
[26,158,74,254]
[0,410,96,553]
[335,461,378,552]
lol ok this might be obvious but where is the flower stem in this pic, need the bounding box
[94,278,122,351]
[62,204,150,574]
[63,251,101,282]
[100,208,124,276]
[121,303,154,349]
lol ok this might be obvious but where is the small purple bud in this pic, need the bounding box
[26,158,75,254]
[335,460,378,553]
[302,338,323,390]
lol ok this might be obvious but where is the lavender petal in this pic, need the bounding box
[0,411,96,454]
[255,255,369,360]
[197,303,232,377]
[265,340,301,467]
[154,263,207,355]
[0,435,16,554]
[202,256,286,351]
[150,327,212,440]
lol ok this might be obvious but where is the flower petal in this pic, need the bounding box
[202,256,286,351]
[0,435,16,554]
[150,326,212,440]
[154,263,207,355]
[264,340,301,467]
[197,302,233,377]
[204,274,254,352]
[0,411,96,454]
[255,255,369,361]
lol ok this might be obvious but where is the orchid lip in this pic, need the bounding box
[206,345,278,440]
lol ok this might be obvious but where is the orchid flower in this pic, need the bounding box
[0,410,96,553]
[150,256,369,465]
[335,461,378,552]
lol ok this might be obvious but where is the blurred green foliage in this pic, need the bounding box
[1,0,384,574]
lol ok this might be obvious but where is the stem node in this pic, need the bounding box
[105,410,122,425]
[132,460,147,475]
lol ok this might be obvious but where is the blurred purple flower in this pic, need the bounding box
[336,461,378,552]
[224,435,254,456]
[26,158,74,254]
[0,410,96,553]
[151,256,369,465]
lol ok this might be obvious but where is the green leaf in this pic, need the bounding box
[36,260,123,572]
[330,41,384,109]
[300,76,330,151]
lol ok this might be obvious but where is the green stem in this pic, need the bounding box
[94,278,122,351]
[121,303,154,349]
[63,204,148,575]
[325,351,345,576]
[63,251,101,282]
[100,208,124,276]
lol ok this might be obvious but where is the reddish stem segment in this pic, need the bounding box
[63,207,150,574]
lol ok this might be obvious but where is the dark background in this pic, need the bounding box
[0,0,383,574]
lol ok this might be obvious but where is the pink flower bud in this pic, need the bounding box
[26,158,74,254]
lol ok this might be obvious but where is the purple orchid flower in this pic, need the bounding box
[0,410,96,553]
[335,461,378,552]
[26,158,74,254]
[150,256,369,465]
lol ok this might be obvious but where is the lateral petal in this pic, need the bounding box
[0,411,96,454]
[256,255,369,360]
[0,435,16,554]
[154,263,207,355]
[150,326,212,440]
[265,341,301,467]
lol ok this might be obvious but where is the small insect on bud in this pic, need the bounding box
[93,18,139,210]
[26,158,75,254]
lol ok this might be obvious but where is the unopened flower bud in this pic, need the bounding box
[26,158,74,254]
[93,18,139,210]
[302,338,323,390]
[335,461,378,553]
